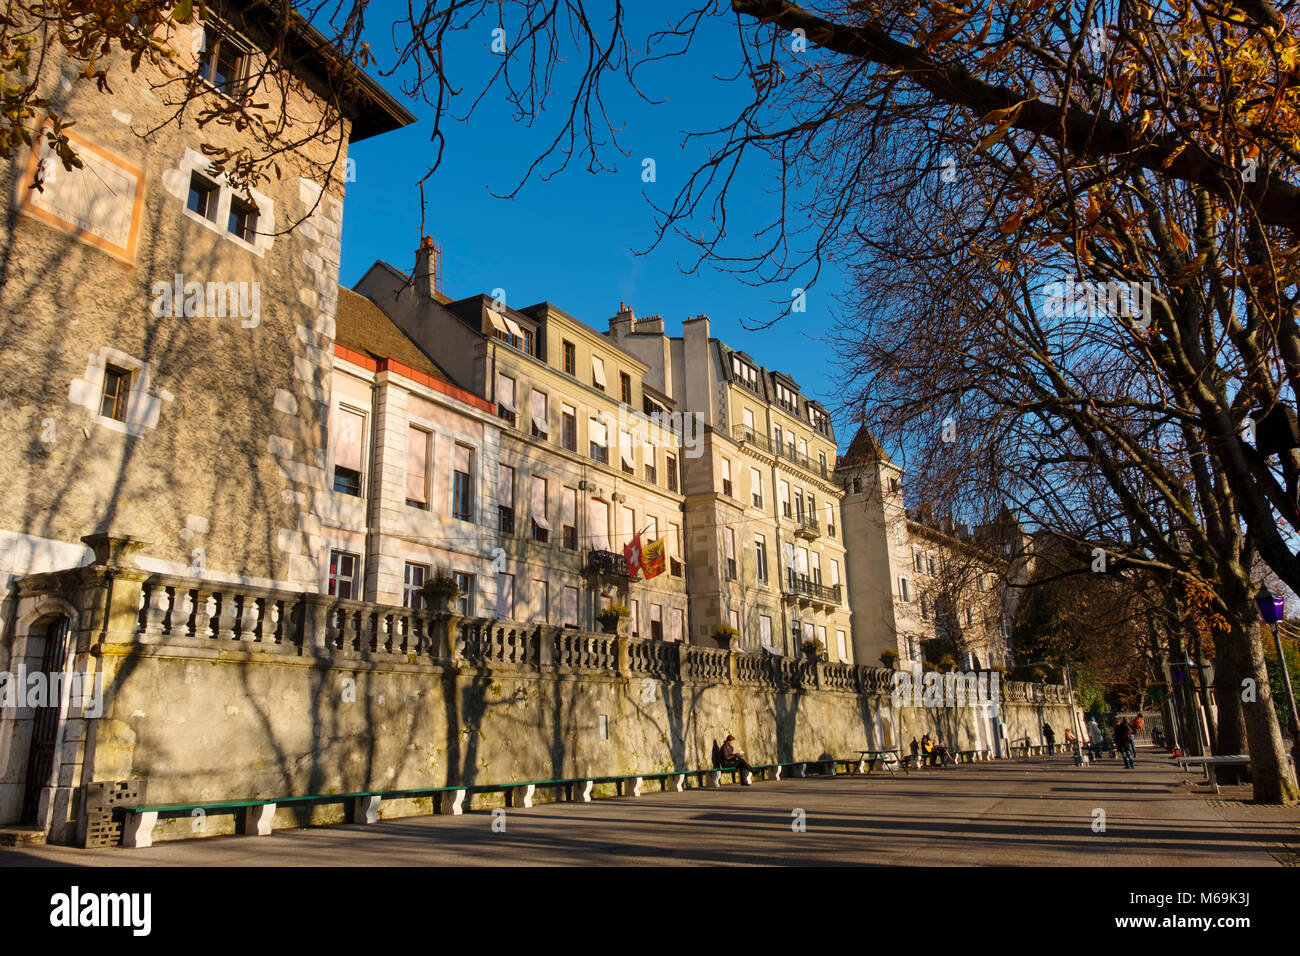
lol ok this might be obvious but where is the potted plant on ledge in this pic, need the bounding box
[713,624,740,649]
[420,574,461,614]
[597,604,631,636]
[880,648,900,669]
[801,639,828,661]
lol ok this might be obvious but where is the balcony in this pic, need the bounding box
[732,424,772,453]
[794,513,821,539]
[775,442,829,479]
[783,571,841,607]
[586,549,629,578]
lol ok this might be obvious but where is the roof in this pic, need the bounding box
[334,287,454,383]
[227,0,415,141]
[839,425,896,468]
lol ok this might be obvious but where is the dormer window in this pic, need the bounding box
[199,27,248,101]
[730,354,760,393]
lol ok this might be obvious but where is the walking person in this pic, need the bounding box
[1114,718,1135,769]
[1042,722,1056,753]
[1086,717,1105,760]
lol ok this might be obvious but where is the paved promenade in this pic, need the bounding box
[3,751,1296,866]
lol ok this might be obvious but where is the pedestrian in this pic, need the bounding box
[1114,718,1134,769]
[1042,721,1056,752]
[720,734,756,785]
[1086,717,1105,760]
[1132,713,1144,738]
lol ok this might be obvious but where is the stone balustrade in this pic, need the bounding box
[58,569,1074,703]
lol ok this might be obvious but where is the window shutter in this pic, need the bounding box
[496,372,516,411]
[406,427,428,503]
[589,418,607,447]
[561,486,576,527]
[334,408,364,471]
[498,464,514,507]
[592,356,607,387]
[530,475,549,529]
[531,391,548,433]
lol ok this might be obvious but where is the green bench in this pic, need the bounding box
[118,759,829,846]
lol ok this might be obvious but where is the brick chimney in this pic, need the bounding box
[414,235,442,300]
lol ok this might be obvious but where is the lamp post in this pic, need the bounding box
[1254,584,1300,774]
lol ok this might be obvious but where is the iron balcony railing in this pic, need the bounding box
[731,425,829,479]
[784,571,841,605]
[586,549,629,578]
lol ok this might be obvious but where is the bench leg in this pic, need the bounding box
[708,770,721,789]
[123,811,157,849]
[742,770,753,786]
[795,762,806,778]
[623,776,643,797]
[856,758,867,774]
[237,803,275,836]
[575,780,594,803]
[507,785,534,808]
[351,795,382,824]
[672,774,685,792]
[773,765,782,781]
[437,789,466,815]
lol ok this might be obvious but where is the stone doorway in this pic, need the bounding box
[19,615,73,824]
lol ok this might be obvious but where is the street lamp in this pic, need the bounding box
[1254,584,1300,775]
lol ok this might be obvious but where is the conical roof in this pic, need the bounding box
[840,424,896,467]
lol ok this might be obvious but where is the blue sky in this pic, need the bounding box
[338,1,850,447]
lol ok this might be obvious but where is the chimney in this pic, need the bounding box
[609,301,635,341]
[414,235,442,300]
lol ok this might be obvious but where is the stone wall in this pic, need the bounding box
[3,560,1073,843]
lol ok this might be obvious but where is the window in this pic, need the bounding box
[928,554,937,575]
[621,505,636,544]
[650,603,664,641]
[403,562,428,609]
[760,615,774,649]
[590,499,611,551]
[808,494,817,524]
[889,476,900,494]
[671,608,685,643]
[497,464,515,534]
[837,629,848,662]
[619,429,635,475]
[561,486,578,549]
[620,372,632,405]
[495,572,515,621]
[100,365,131,421]
[811,550,822,584]
[743,407,755,431]
[453,444,474,521]
[631,599,640,637]
[724,528,737,581]
[669,523,682,577]
[800,437,810,459]
[666,453,678,493]
[561,586,579,627]
[920,594,931,621]
[830,559,841,587]
[328,550,359,599]
[721,458,733,497]
[589,417,609,464]
[826,502,836,537]
[199,28,248,99]
[561,404,577,451]
[755,534,769,584]
[774,425,783,450]
[332,407,365,497]
[592,355,607,391]
[729,609,740,631]
[819,451,827,474]
[780,480,791,518]
[965,605,974,627]
[894,524,905,546]
[562,340,576,375]
[751,467,763,508]
[914,549,924,573]
[523,329,535,357]
[406,426,430,509]
[228,194,258,242]
[496,373,517,427]
[187,171,219,221]
[730,354,759,392]
[899,576,911,602]
[454,572,475,616]
[644,455,657,485]
[644,515,658,545]
[793,489,804,519]
[530,391,549,439]
[530,475,550,542]
[817,624,827,653]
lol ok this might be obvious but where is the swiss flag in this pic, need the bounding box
[623,533,643,578]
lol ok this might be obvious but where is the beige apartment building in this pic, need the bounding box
[608,310,853,659]
[346,257,689,636]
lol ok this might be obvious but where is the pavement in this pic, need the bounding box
[2,749,1297,866]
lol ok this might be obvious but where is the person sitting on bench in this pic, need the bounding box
[933,736,956,766]
[721,734,755,786]
[920,733,936,767]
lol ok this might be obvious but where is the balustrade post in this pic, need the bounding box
[300,593,332,651]
[428,611,464,663]
[814,658,826,690]
[616,632,632,678]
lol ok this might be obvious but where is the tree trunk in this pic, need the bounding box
[1210,633,1245,783]
[1227,601,1299,803]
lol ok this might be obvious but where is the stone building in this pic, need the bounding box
[837,425,1028,669]
[608,309,853,659]
[0,2,412,837]
[349,258,690,637]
